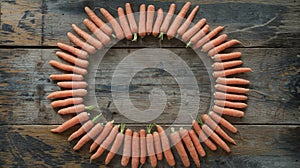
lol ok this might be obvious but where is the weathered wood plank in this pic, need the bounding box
[0,125,299,168]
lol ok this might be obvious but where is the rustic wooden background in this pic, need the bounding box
[0,0,299,167]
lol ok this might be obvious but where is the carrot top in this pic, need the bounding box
[91,113,103,123]
[120,123,126,134]
[146,123,155,134]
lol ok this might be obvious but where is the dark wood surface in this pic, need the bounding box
[0,0,299,167]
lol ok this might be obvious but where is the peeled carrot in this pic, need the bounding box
[56,51,89,68]
[51,112,89,133]
[105,124,126,165]
[181,18,206,42]
[57,81,88,89]
[213,52,242,61]
[121,129,132,166]
[193,26,224,49]
[192,120,217,151]
[57,42,88,59]
[216,77,250,85]
[215,84,249,94]
[125,3,138,41]
[153,131,163,160]
[90,120,114,152]
[90,125,120,162]
[212,60,243,70]
[47,89,87,99]
[214,100,248,109]
[83,18,111,45]
[152,8,164,37]
[73,123,103,150]
[188,129,206,157]
[67,32,96,54]
[214,91,248,101]
[213,105,245,117]
[50,74,84,81]
[209,111,238,133]
[84,6,113,36]
[146,5,155,35]
[131,132,140,168]
[177,5,199,37]
[208,39,241,56]
[138,4,146,38]
[156,124,175,167]
[51,97,83,108]
[213,68,252,78]
[187,24,210,47]
[49,60,87,75]
[202,34,228,52]
[71,24,103,49]
[58,104,94,115]
[167,2,191,39]
[202,124,231,152]
[158,3,176,40]
[146,124,157,167]
[180,128,200,168]
[100,8,124,40]
[118,7,132,40]
[139,129,147,165]
[170,127,190,167]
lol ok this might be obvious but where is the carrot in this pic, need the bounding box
[180,128,200,168]
[216,77,250,85]
[71,24,103,49]
[167,2,191,39]
[131,132,140,168]
[212,60,243,70]
[51,97,83,108]
[156,124,175,167]
[138,4,146,38]
[125,3,138,41]
[100,8,124,40]
[209,111,238,133]
[47,89,87,99]
[57,104,94,115]
[192,26,224,49]
[213,105,245,117]
[192,120,217,151]
[118,7,132,40]
[188,129,206,157]
[105,124,126,165]
[202,114,236,145]
[84,6,113,36]
[51,112,89,133]
[49,60,87,75]
[170,127,190,167]
[208,39,241,56]
[121,129,132,166]
[146,124,157,167]
[90,125,120,162]
[90,120,114,152]
[158,3,176,40]
[152,8,164,37]
[214,100,247,109]
[57,81,88,89]
[214,91,248,101]
[146,5,155,36]
[50,74,84,81]
[56,51,89,68]
[57,42,88,59]
[73,122,103,151]
[202,34,228,52]
[181,18,206,42]
[215,84,249,94]
[152,131,163,160]
[68,113,102,141]
[67,32,96,54]
[213,68,253,78]
[177,5,199,37]
[139,129,147,165]
[213,52,242,61]
[186,24,209,48]
[83,18,111,45]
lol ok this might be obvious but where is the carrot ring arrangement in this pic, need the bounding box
[48,2,251,167]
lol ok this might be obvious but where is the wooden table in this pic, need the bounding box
[0,0,299,167]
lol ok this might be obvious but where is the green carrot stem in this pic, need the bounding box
[171,127,175,133]
[132,33,138,42]
[185,41,191,48]
[91,113,103,123]
[120,123,126,134]
[158,32,164,40]
[85,105,95,111]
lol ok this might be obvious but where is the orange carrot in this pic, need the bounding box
[192,26,224,49]
[208,39,241,56]
[57,104,94,115]
[215,84,249,94]
[139,129,147,165]
[90,125,120,162]
[67,32,96,54]
[180,128,200,168]
[83,18,111,45]
[214,100,248,109]
[57,81,88,89]
[213,52,242,61]
[84,6,113,36]
[192,120,217,151]
[177,5,199,37]
[47,89,87,99]
[167,2,191,39]
[125,3,138,41]
[138,4,146,38]
[202,34,228,52]
[156,124,175,167]
[213,68,252,78]
[90,120,114,152]
[49,60,87,75]
[182,18,206,42]
[188,129,206,157]
[214,91,248,101]
[152,8,164,37]
[121,129,133,166]
[50,74,84,81]
[105,124,126,165]
[212,60,243,70]
[170,127,190,167]
[51,112,89,133]
[146,5,155,35]
[209,111,238,133]
[117,7,132,40]
[153,131,163,160]
[146,124,157,167]
[187,25,210,47]
[216,77,250,85]
[56,51,89,68]
[131,132,140,168]
[57,42,88,59]
[50,97,83,108]
[213,105,244,117]
[73,122,103,150]
[100,8,124,40]
[158,3,176,40]
[72,24,103,49]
